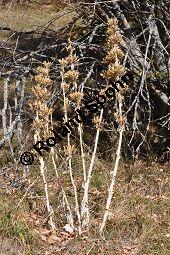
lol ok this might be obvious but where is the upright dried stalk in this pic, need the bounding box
[81,109,103,228]
[99,95,125,233]
[99,18,126,234]
[31,62,55,230]
[2,78,9,137]
[59,40,82,235]
[50,113,74,229]
[67,41,87,184]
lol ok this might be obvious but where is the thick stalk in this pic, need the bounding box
[81,109,103,228]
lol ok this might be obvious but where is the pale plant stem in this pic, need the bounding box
[34,129,55,231]
[50,109,74,228]
[39,156,55,231]
[61,66,82,235]
[99,92,124,234]
[2,78,9,135]
[51,148,58,178]
[81,109,103,228]
[70,44,86,231]
[51,146,74,228]
[99,126,124,234]
[50,115,59,179]
[61,187,74,228]
[31,62,56,231]
[67,136,82,235]
[78,122,86,183]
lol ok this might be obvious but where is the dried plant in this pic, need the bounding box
[81,108,104,229]
[0,1,169,253]
[30,61,55,230]
[99,18,126,234]
[59,39,82,235]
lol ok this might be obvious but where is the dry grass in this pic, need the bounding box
[0,159,169,255]
[0,0,78,32]
[0,237,26,255]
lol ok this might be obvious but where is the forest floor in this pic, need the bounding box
[0,1,78,32]
[0,160,169,255]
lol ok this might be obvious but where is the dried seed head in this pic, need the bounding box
[36,61,51,76]
[43,61,51,69]
[108,18,118,30]
[101,18,125,86]
[107,32,123,48]
[104,62,126,81]
[69,92,83,104]
[99,90,106,96]
[32,87,50,99]
[35,74,52,86]
[93,116,101,129]
[42,77,53,86]
[32,100,42,110]
[114,112,125,126]
[107,18,121,38]
[66,38,74,52]
[59,58,70,66]
[39,104,53,116]
[31,61,53,137]
[105,46,124,63]
[35,74,45,84]
[64,70,79,82]
[61,82,70,91]
[70,54,79,64]
[32,118,45,129]
[36,66,49,76]
[64,144,77,155]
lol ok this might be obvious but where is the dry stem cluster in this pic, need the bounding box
[29,18,127,235]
